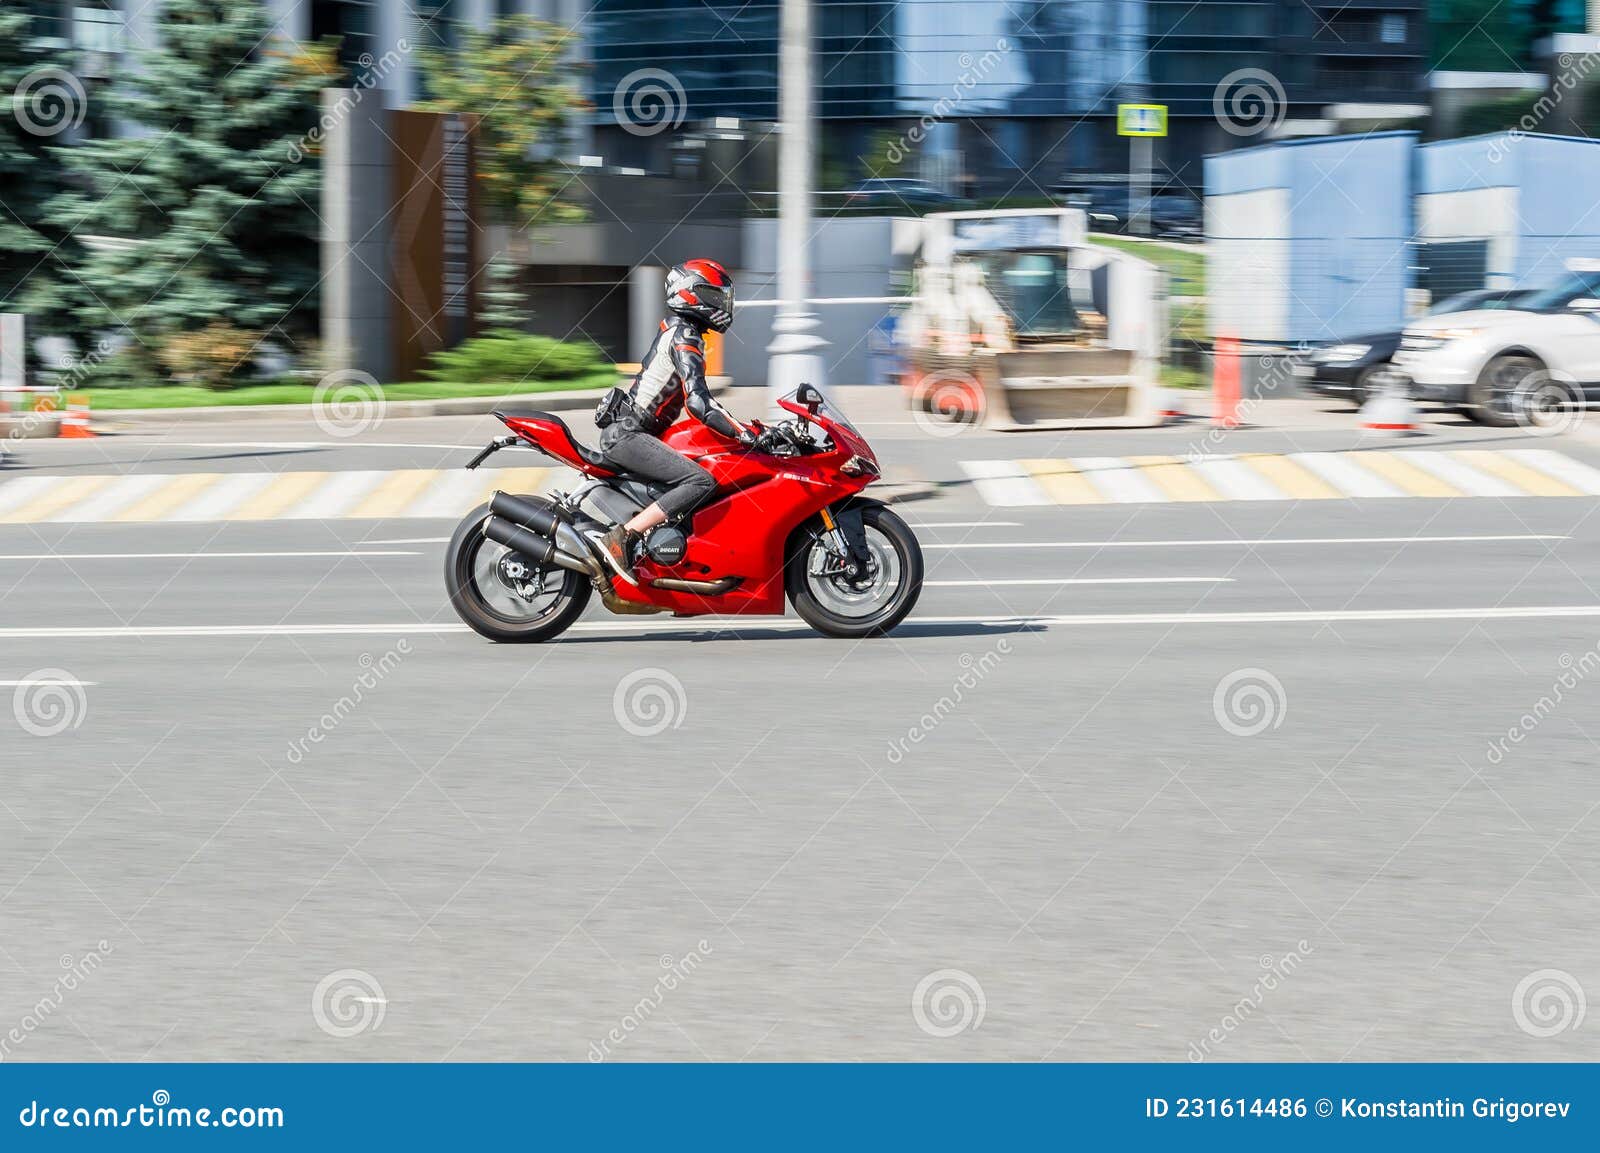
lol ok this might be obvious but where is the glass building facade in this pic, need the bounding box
[590,0,1431,122]
[589,0,1436,185]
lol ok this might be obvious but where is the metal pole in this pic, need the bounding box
[766,0,829,400]
[1130,136,1151,236]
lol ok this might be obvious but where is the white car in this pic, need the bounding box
[1391,271,1600,426]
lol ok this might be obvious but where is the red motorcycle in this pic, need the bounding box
[445,385,923,642]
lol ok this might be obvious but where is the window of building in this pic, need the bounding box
[73,3,123,53]
[1380,14,1407,44]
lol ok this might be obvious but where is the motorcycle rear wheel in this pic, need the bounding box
[446,503,591,643]
[787,503,923,638]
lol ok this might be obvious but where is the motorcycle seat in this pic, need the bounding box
[498,409,613,471]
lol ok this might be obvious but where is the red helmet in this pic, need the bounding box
[666,258,734,332]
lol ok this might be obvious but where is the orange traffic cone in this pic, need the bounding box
[60,393,95,438]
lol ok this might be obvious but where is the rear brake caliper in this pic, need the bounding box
[496,554,544,602]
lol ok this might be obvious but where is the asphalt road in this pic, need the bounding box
[3,410,1600,1062]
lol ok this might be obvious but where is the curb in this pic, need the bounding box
[88,378,734,431]
[92,386,611,428]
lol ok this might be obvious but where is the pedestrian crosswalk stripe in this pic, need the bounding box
[1239,454,1341,500]
[114,473,219,522]
[1401,450,1521,497]
[1074,456,1165,503]
[1354,452,1460,498]
[0,475,112,523]
[1452,450,1576,496]
[0,468,556,524]
[963,449,1600,506]
[1291,451,1402,498]
[1189,456,1284,500]
[1124,456,1220,502]
[232,470,330,520]
[1501,449,1600,495]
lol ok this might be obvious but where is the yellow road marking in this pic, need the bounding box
[351,469,441,519]
[1349,451,1461,498]
[230,472,331,520]
[481,467,549,500]
[1452,450,1580,497]
[112,474,222,522]
[1019,459,1104,504]
[1124,455,1224,502]
[0,476,112,523]
[1237,453,1341,499]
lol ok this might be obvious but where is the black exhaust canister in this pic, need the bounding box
[481,515,556,566]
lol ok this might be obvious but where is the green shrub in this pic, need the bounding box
[422,332,607,385]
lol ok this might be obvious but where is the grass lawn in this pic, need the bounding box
[80,370,617,410]
[1088,234,1205,296]
[1088,235,1209,343]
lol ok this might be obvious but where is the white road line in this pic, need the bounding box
[1394,450,1520,497]
[959,461,1051,506]
[924,534,1566,550]
[905,521,1022,528]
[1073,457,1166,503]
[925,577,1233,586]
[8,603,1600,638]
[1506,448,1600,494]
[360,536,450,545]
[1189,457,1286,500]
[0,678,97,686]
[0,551,420,561]
[1290,452,1404,498]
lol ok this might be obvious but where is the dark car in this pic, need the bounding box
[1295,288,1536,404]
[841,178,962,212]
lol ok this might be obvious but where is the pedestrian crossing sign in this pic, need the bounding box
[1117,104,1167,137]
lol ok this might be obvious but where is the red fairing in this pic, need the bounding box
[495,403,879,618]
[606,416,873,616]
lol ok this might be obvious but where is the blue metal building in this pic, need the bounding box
[1415,133,1600,297]
[1205,132,1416,345]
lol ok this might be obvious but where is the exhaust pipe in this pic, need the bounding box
[482,492,599,578]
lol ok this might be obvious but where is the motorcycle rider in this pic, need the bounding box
[588,258,772,584]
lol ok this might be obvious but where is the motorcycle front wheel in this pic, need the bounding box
[445,503,591,643]
[786,503,923,638]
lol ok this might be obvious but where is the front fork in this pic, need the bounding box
[811,504,874,582]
